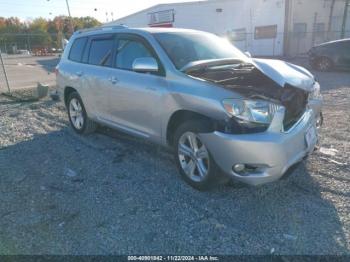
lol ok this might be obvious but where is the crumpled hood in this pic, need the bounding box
[251,58,315,91]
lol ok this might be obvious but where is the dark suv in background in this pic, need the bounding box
[309,38,350,71]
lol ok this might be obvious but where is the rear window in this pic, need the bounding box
[69,37,87,62]
[88,38,114,67]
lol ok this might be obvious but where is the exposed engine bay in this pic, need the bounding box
[185,62,310,133]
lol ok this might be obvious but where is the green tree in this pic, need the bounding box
[0,15,102,52]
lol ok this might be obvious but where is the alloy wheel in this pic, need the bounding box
[69,98,84,130]
[178,132,210,182]
[318,58,331,71]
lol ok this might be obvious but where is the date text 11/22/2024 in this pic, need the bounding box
[127,256,219,261]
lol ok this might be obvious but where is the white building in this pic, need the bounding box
[107,0,350,56]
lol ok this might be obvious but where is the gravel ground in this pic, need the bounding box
[0,65,349,255]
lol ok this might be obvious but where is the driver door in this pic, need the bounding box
[106,33,168,141]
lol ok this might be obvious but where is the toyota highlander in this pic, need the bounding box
[56,26,323,190]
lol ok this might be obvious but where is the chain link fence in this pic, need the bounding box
[0,51,10,93]
[1,30,349,57]
[227,30,349,57]
[0,30,349,97]
[0,32,70,55]
[285,30,350,57]
[0,33,59,100]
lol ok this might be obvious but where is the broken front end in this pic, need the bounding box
[186,59,323,185]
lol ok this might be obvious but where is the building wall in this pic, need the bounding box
[108,0,349,57]
[286,0,349,56]
[109,0,286,56]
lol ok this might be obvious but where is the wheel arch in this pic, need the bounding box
[64,86,77,107]
[166,109,215,147]
[317,55,334,66]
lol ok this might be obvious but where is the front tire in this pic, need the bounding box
[173,120,224,190]
[67,92,97,134]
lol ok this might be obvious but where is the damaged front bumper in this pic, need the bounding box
[199,107,320,186]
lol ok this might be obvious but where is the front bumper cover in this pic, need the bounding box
[199,108,319,186]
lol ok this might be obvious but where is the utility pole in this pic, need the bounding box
[341,0,350,38]
[47,0,74,34]
[327,0,336,40]
[65,0,75,34]
[312,12,318,46]
[283,0,291,57]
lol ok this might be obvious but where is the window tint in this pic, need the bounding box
[69,37,87,62]
[345,41,350,50]
[336,41,350,53]
[88,38,114,66]
[116,39,153,70]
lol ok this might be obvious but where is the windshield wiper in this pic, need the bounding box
[180,58,253,74]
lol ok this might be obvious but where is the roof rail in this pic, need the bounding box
[76,24,128,34]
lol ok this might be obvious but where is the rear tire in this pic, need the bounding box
[173,120,226,190]
[67,92,97,134]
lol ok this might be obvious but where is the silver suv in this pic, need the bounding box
[56,26,323,190]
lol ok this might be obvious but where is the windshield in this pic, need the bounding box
[153,31,249,70]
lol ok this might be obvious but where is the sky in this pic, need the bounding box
[0,0,197,23]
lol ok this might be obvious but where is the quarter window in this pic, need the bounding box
[69,37,87,62]
[116,39,153,70]
[88,38,114,67]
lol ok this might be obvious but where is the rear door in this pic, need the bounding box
[58,36,88,99]
[81,34,117,119]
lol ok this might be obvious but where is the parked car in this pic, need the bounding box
[309,38,350,71]
[56,26,323,190]
[18,49,31,55]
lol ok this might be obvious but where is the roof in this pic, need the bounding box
[105,0,233,25]
[135,27,206,34]
[74,25,206,38]
[317,38,350,46]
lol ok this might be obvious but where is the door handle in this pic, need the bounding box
[109,76,119,84]
[76,71,83,77]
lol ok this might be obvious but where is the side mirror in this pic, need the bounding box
[244,51,252,58]
[132,57,159,73]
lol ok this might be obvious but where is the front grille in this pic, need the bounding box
[281,86,308,131]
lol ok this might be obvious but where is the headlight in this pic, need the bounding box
[222,99,284,124]
[309,82,322,100]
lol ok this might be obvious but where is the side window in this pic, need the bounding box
[116,38,154,70]
[338,41,350,54]
[88,38,114,67]
[69,37,87,62]
[346,41,350,51]
[339,41,350,48]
